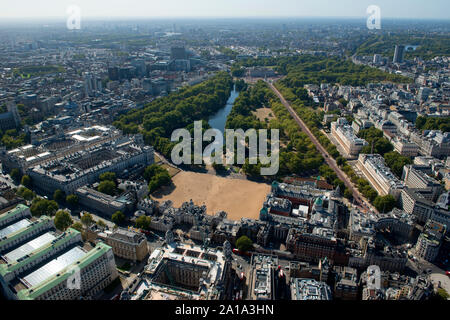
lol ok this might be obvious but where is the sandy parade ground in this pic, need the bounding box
[152,171,271,221]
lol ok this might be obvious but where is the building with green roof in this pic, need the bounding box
[16,242,118,300]
[0,204,31,229]
[0,215,54,252]
[0,206,119,300]
[0,228,82,282]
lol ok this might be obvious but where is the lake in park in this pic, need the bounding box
[208,86,239,134]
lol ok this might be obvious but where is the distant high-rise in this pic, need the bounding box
[108,66,119,81]
[7,101,21,128]
[0,101,22,131]
[418,87,432,102]
[170,47,187,60]
[393,45,405,63]
[373,54,381,64]
[84,73,93,97]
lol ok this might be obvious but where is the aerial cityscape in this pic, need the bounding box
[0,0,449,305]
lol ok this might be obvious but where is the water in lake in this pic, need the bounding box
[208,86,239,134]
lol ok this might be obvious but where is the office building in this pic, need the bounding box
[357,154,405,198]
[393,139,419,157]
[0,215,54,253]
[393,45,405,63]
[398,189,450,229]
[249,254,278,300]
[290,278,332,300]
[0,101,21,131]
[289,257,331,283]
[0,205,118,300]
[402,165,443,201]
[373,54,382,64]
[96,227,149,262]
[28,135,154,195]
[349,237,408,272]
[348,209,376,241]
[143,241,231,300]
[16,242,118,300]
[0,204,31,229]
[286,228,337,264]
[331,118,368,157]
[414,220,446,262]
[75,186,132,218]
[0,125,123,174]
[170,47,187,60]
[333,266,358,300]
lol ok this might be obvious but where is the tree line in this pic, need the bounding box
[416,115,450,133]
[273,83,396,213]
[113,72,234,159]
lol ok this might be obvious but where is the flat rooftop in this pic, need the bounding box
[0,204,30,225]
[291,278,332,300]
[0,219,31,239]
[21,246,87,288]
[3,232,57,263]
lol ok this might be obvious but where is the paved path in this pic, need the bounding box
[266,81,374,214]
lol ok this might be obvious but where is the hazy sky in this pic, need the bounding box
[0,0,449,19]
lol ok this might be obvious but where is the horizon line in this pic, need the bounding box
[0,15,449,22]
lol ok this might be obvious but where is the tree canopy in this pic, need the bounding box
[10,168,21,182]
[111,211,125,225]
[21,175,31,188]
[113,72,233,159]
[358,127,394,156]
[135,215,152,230]
[416,116,450,133]
[97,180,117,196]
[54,210,73,231]
[99,172,117,183]
[144,164,172,194]
[234,55,411,87]
[53,189,66,203]
[30,198,59,217]
[236,235,253,253]
[66,194,79,206]
[97,220,107,228]
[71,222,83,232]
[81,212,94,226]
[384,151,412,178]
[373,195,397,213]
[16,187,35,201]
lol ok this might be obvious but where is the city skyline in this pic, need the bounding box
[0,0,449,20]
[0,0,448,304]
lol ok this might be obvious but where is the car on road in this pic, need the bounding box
[446,271,450,277]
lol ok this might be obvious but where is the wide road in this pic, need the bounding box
[266,81,374,213]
